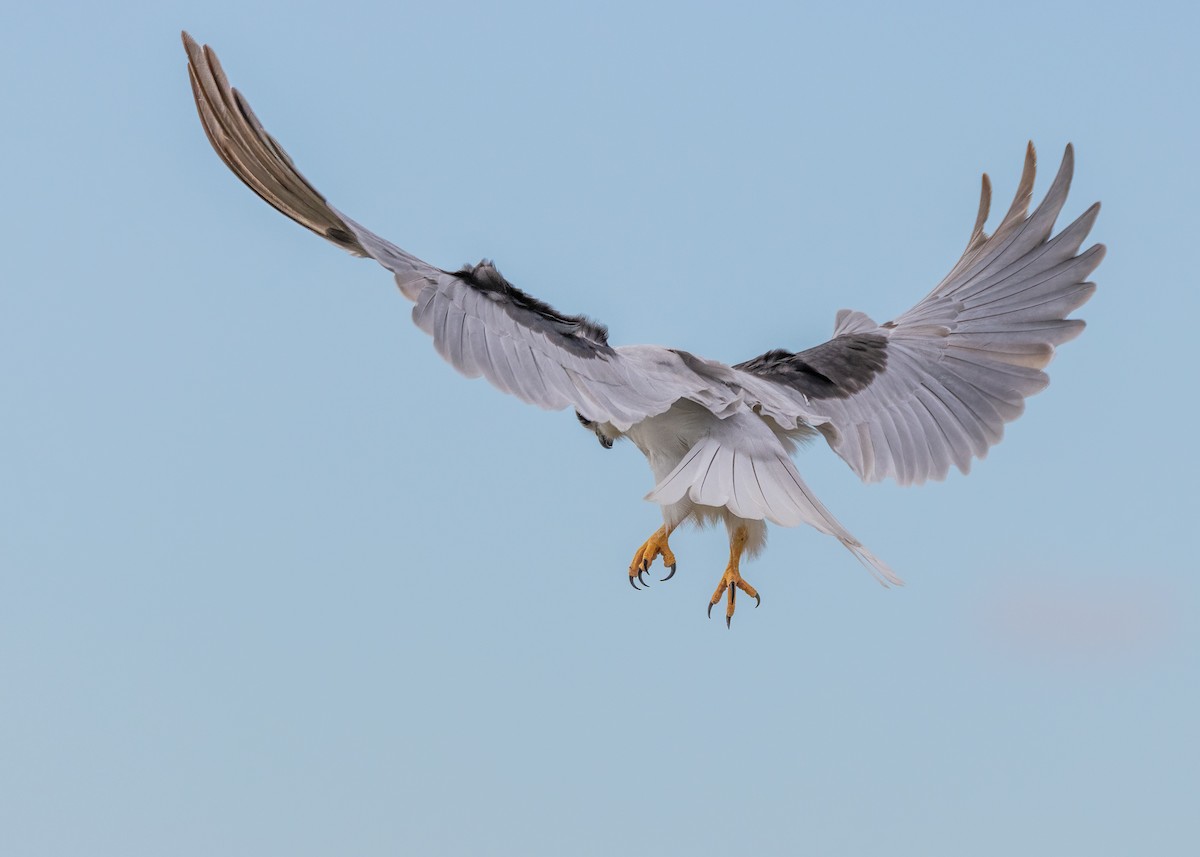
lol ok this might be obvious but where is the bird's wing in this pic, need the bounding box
[183,33,730,431]
[734,143,1104,485]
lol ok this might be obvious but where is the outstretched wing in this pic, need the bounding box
[182,33,731,431]
[735,143,1104,485]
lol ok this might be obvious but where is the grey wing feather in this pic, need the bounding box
[183,33,724,430]
[735,143,1104,485]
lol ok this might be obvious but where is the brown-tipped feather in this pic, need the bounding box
[967,172,993,253]
[999,141,1038,228]
[181,31,366,255]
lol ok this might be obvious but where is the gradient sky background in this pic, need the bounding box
[3,1,1197,855]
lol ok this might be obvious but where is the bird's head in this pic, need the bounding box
[576,410,617,449]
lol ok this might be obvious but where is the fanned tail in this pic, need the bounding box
[645,412,903,586]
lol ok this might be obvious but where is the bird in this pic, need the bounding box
[182,32,1104,627]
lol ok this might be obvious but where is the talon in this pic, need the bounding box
[709,525,758,627]
[627,525,677,590]
[629,575,641,591]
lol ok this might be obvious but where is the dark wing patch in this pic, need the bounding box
[451,260,614,358]
[734,334,888,401]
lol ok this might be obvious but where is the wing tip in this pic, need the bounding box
[967,172,993,249]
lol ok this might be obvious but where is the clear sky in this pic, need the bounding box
[2,1,1197,854]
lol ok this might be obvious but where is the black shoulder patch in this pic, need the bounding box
[453,260,613,358]
[323,226,362,252]
[734,333,888,400]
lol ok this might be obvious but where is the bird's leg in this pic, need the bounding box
[708,526,759,628]
[628,524,678,589]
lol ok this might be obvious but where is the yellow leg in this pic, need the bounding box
[628,525,678,589]
[708,526,760,627]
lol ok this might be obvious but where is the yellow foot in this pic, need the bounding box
[708,568,760,627]
[708,526,758,627]
[628,526,677,590]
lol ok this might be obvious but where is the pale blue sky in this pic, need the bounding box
[2,1,1197,855]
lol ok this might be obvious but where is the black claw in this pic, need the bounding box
[707,602,714,619]
[661,563,677,582]
[726,615,732,629]
[754,594,761,608]
[629,575,641,591]
[638,569,649,588]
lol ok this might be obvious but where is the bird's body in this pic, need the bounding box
[182,32,1104,625]
[625,399,802,557]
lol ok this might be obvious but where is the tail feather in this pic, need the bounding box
[646,411,903,586]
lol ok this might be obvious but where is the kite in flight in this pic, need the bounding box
[182,32,1104,626]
